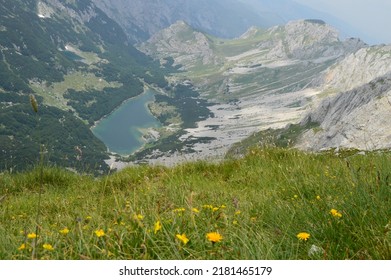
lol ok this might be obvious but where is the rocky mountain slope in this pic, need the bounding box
[298,73,391,151]
[134,19,372,163]
[137,18,391,162]
[227,44,391,155]
[317,45,391,93]
[138,21,217,68]
[295,45,391,151]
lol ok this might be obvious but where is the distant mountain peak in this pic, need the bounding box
[138,20,215,69]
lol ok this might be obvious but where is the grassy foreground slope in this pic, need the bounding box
[0,147,390,260]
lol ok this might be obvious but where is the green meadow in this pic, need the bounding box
[1,147,390,260]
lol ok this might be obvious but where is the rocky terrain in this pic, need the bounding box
[139,21,217,68]
[298,74,391,151]
[317,45,391,93]
[134,19,376,164]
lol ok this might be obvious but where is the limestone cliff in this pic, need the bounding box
[298,71,391,151]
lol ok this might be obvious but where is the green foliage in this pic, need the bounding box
[129,84,215,160]
[0,92,109,173]
[1,147,391,259]
[0,0,171,173]
[227,122,320,158]
[156,84,214,129]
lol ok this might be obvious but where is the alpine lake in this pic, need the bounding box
[91,89,161,156]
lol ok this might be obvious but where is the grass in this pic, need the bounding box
[1,147,390,260]
[30,72,122,110]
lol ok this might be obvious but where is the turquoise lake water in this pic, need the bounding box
[91,89,161,155]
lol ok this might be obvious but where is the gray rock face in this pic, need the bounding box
[298,73,391,151]
[138,21,216,69]
[319,45,391,93]
[140,19,364,72]
[293,45,391,152]
[260,20,366,60]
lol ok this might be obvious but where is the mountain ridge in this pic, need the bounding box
[93,0,365,43]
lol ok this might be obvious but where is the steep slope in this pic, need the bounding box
[298,72,391,151]
[0,0,166,173]
[317,45,391,93]
[228,45,391,154]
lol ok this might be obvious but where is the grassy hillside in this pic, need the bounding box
[1,147,390,260]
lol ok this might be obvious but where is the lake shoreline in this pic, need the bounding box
[91,87,162,156]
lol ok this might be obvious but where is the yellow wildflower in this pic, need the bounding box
[59,228,70,235]
[235,210,241,215]
[316,196,321,200]
[18,244,26,251]
[176,233,189,245]
[297,232,310,241]
[42,244,54,251]
[330,209,342,218]
[206,232,223,243]
[27,233,37,239]
[173,208,186,213]
[212,207,219,212]
[192,208,200,213]
[133,214,144,221]
[154,221,162,234]
[95,229,105,237]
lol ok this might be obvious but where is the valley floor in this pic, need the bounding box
[108,87,321,169]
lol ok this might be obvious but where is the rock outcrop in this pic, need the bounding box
[260,20,365,60]
[138,21,216,69]
[298,72,391,151]
[319,45,391,93]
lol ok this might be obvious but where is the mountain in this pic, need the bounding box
[133,19,369,163]
[2,0,390,172]
[136,18,391,161]
[93,0,365,44]
[0,0,166,173]
[227,45,391,155]
[298,73,391,151]
[93,0,274,42]
[296,45,391,151]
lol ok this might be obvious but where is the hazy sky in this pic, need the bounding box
[293,0,391,44]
